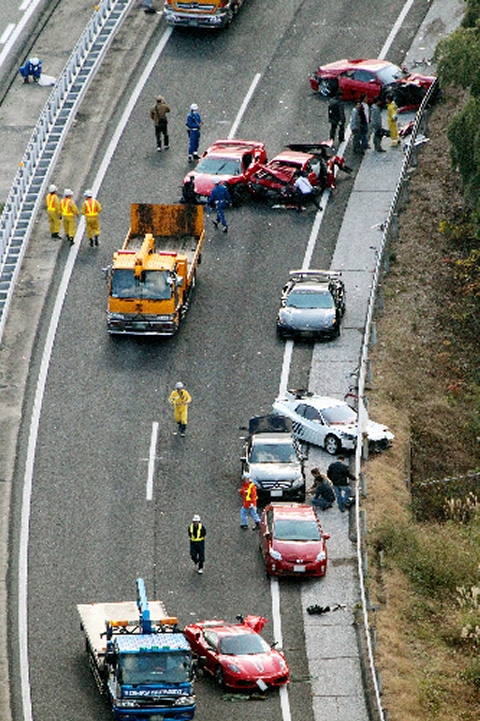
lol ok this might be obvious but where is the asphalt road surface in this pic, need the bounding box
[6,1,433,720]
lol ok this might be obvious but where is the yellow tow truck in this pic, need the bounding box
[105,204,204,336]
[164,0,246,28]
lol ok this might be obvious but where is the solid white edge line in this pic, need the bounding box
[0,0,43,68]
[270,577,292,721]
[18,26,173,721]
[146,421,159,501]
[0,24,15,45]
[228,72,262,140]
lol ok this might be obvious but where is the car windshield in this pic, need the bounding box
[375,63,404,84]
[118,651,191,686]
[285,288,334,310]
[321,404,357,425]
[274,519,321,542]
[195,156,242,176]
[111,269,173,300]
[220,633,269,655]
[250,441,298,463]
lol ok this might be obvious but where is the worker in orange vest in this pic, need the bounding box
[45,184,62,239]
[239,475,261,530]
[60,189,79,245]
[81,189,102,247]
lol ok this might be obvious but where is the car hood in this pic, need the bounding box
[249,463,302,481]
[220,651,286,678]
[365,419,395,442]
[278,307,336,330]
[184,171,233,197]
[273,539,324,561]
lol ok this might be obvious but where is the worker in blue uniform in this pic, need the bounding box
[186,103,202,161]
[19,57,42,83]
[208,178,232,233]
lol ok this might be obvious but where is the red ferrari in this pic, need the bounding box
[310,58,435,111]
[259,503,330,577]
[184,615,289,690]
[182,139,267,205]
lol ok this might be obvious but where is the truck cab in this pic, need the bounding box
[164,0,245,28]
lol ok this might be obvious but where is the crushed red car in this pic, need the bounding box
[184,615,290,690]
[309,58,436,111]
[182,139,267,205]
[259,503,330,577]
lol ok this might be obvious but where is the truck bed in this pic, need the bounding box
[126,233,200,262]
[77,600,169,657]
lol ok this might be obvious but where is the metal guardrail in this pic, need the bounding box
[0,0,134,343]
[353,80,438,721]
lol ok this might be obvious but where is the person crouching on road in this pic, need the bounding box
[45,184,61,239]
[310,467,336,510]
[60,189,79,245]
[239,474,261,530]
[82,189,102,246]
[293,171,322,213]
[189,514,206,574]
[168,381,191,437]
[208,178,232,233]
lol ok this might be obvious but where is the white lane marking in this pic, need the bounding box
[228,72,262,139]
[379,0,416,59]
[146,422,159,501]
[0,0,43,68]
[279,339,293,398]
[270,577,292,721]
[0,24,15,45]
[18,26,174,721]
[19,0,34,10]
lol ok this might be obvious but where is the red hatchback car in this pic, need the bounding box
[182,139,267,204]
[184,615,289,690]
[310,58,435,111]
[259,503,330,577]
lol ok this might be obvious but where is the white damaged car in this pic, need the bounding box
[273,390,394,455]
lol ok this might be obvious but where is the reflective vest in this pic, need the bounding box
[61,198,75,216]
[83,198,99,216]
[189,522,205,541]
[245,482,255,503]
[46,193,59,211]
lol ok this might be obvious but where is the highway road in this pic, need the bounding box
[5,1,433,720]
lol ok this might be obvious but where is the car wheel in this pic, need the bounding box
[319,78,336,97]
[325,434,341,455]
[215,667,225,687]
[231,183,248,206]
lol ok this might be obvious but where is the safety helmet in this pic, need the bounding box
[190,103,198,111]
[84,189,93,197]
[192,514,201,522]
[30,57,40,65]
[48,184,57,193]
[64,188,73,196]
[175,381,184,389]
[213,177,221,184]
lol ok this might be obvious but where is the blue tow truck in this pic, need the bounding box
[77,579,196,720]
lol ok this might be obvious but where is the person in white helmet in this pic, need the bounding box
[188,514,206,573]
[81,189,102,246]
[60,189,79,245]
[45,184,61,239]
[186,103,202,162]
[168,381,192,436]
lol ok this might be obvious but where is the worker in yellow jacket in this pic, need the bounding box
[46,184,62,239]
[60,189,79,244]
[82,189,102,247]
[168,381,191,436]
[386,93,400,147]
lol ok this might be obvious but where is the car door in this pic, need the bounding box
[201,630,220,674]
[291,403,327,446]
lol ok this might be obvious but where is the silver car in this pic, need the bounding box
[277,270,345,340]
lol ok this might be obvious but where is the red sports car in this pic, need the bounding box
[309,58,435,111]
[182,139,267,205]
[184,615,289,690]
[248,149,325,203]
[259,503,330,577]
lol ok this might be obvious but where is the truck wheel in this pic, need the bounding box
[325,434,341,455]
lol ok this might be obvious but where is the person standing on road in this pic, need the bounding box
[45,184,62,239]
[60,189,79,245]
[186,103,202,162]
[386,93,400,147]
[168,381,191,436]
[239,474,261,530]
[188,514,206,574]
[208,178,232,233]
[328,92,346,147]
[150,95,170,152]
[370,96,386,153]
[81,190,102,246]
[310,467,336,510]
[327,456,355,512]
[293,171,323,213]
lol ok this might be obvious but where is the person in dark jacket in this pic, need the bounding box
[186,103,202,161]
[327,457,355,512]
[150,95,170,151]
[328,93,346,146]
[310,468,336,510]
[208,178,232,232]
[188,514,206,574]
[370,96,386,152]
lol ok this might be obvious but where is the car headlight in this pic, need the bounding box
[292,476,304,488]
[270,549,282,561]
[174,695,196,706]
[316,551,327,562]
[226,662,242,674]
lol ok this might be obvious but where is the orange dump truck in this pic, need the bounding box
[164,0,246,28]
[106,204,204,336]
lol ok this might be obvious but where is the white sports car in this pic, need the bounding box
[273,390,394,455]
